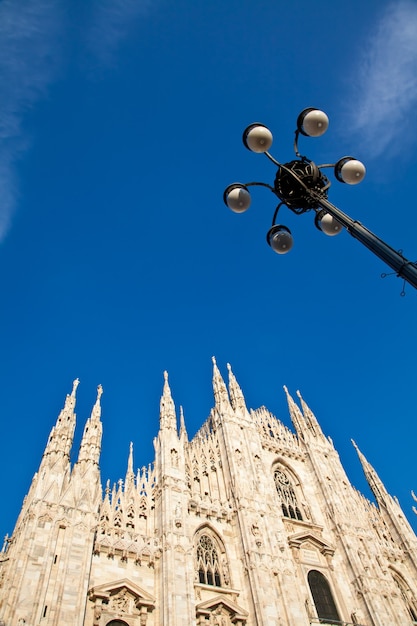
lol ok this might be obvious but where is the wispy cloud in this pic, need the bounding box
[0,0,65,241]
[344,1,417,159]
[0,0,153,242]
[85,0,151,66]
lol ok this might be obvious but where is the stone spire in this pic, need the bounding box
[352,440,387,504]
[41,378,79,467]
[179,406,188,441]
[77,384,103,466]
[296,390,327,441]
[125,441,135,488]
[212,357,230,409]
[227,363,247,412]
[160,371,177,430]
[283,385,305,437]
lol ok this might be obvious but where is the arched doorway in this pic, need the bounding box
[106,621,129,626]
[308,570,341,623]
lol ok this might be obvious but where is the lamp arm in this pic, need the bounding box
[314,194,417,290]
[244,181,276,193]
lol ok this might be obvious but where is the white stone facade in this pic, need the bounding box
[1,361,417,626]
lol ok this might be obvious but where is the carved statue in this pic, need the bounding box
[174,501,182,519]
[171,449,179,467]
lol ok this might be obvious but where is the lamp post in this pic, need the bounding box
[223,108,417,291]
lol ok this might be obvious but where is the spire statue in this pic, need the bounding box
[72,378,80,397]
[125,442,135,487]
[159,371,177,430]
[91,384,103,420]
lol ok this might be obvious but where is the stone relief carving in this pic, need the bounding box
[109,588,130,612]
[212,605,231,625]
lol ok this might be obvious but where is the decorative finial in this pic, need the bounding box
[126,441,134,479]
[160,370,176,429]
[212,356,216,365]
[72,378,80,397]
[97,384,103,400]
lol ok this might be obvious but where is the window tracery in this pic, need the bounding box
[393,573,417,622]
[274,468,303,520]
[139,497,147,519]
[195,532,228,588]
[126,507,135,528]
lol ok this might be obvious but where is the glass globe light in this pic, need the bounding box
[297,108,329,137]
[242,123,273,153]
[335,157,366,185]
[318,213,343,236]
[223,183,251,213]
[266,225,293,254]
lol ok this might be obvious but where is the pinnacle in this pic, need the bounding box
[72,378,80,397]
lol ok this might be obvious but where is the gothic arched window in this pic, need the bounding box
[393,574,417,622]
[308,570,341,624]
[196,534,223,587]
[274,469,303,520]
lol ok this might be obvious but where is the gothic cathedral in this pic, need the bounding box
[1,360,417,626]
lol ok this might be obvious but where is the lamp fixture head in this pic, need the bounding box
[315,211,343,236]
[296,108,329,137]
[242,123,273,153]
[223,183,251,213]
[334,157,366,185]
[266,224,293,254]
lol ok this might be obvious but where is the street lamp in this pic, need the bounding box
[223,108,417,291]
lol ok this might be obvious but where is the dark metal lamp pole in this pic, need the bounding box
[223,108,417,291]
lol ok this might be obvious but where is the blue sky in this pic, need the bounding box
[1,0,417,541]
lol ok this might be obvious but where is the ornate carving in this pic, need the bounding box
[109,588,130,613]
